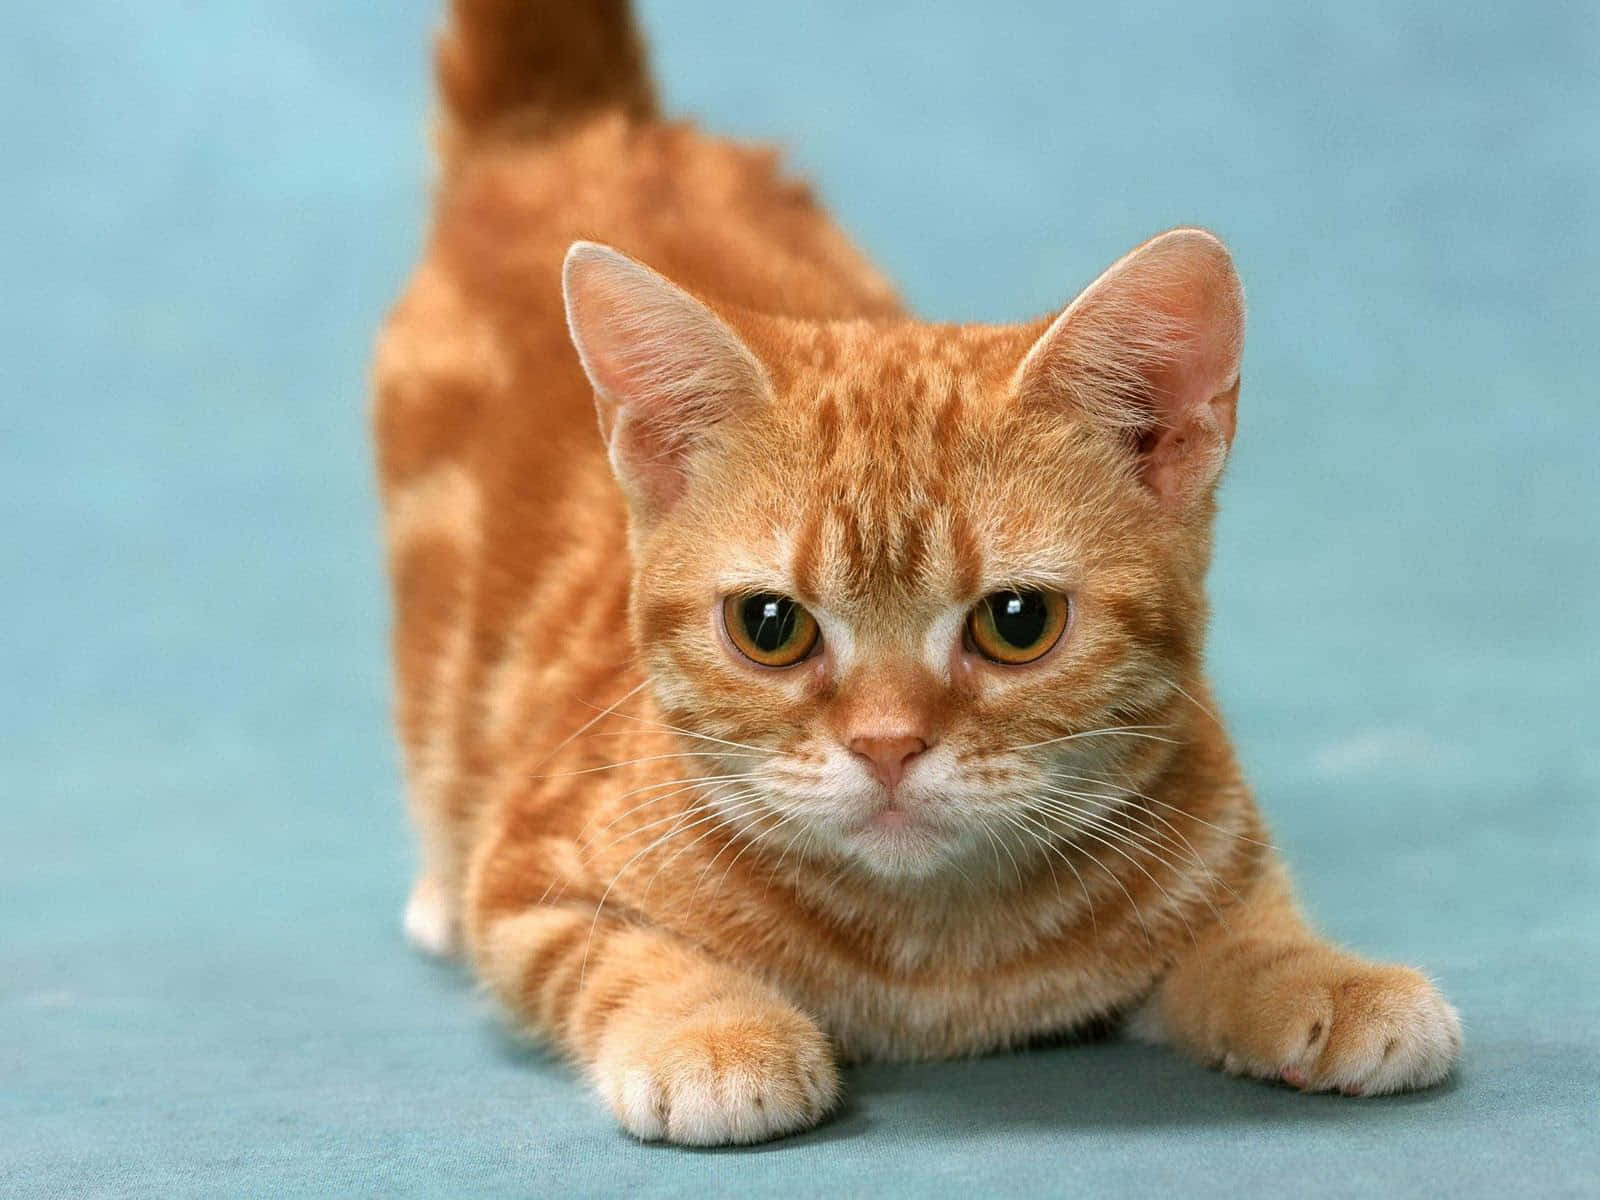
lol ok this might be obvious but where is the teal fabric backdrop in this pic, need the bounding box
[3,2,1596,1196]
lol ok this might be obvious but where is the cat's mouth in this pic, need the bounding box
[851,792,937,831]
[869,804,912,830]
[840,807,954,877]
[772,772,967,874]
[843,795,950,859]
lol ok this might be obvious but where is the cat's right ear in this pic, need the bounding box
[562,242,772,516]
[1014,228,1244,510]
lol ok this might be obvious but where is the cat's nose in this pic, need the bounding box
[848,735,929,790]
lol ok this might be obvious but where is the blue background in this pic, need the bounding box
[4,2,1596,1196]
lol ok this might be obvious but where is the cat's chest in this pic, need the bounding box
[751,909,1158,1060]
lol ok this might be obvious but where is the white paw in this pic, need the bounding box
[1268,967,1462,1096]
[402,873,458,958]
[594,1004,838,1145]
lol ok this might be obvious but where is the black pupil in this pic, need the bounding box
[741,594,800,653]
[987,590,1049,648]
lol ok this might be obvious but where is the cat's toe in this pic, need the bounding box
[597,1001,838,1146]
[1287,967,1461,1095]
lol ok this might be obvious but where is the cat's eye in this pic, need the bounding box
[966,590,1069,665]
[722,593,820,668]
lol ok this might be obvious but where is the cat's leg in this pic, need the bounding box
[470,897,838,1145]
[403,871,457,957]
[1131,861,1461,1095]
[401,782,463,957]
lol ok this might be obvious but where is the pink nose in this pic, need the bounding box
[848,735,929,790]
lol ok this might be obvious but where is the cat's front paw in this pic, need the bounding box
[593,996,839,1145]
[402,872,458,957]
[1223,959,1461,1096]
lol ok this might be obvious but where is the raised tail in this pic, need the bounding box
[432,0,657,166]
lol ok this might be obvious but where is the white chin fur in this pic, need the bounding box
[840,823,963,879]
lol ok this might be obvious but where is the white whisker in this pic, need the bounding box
[1034,789,1232,930]
[1029,793,1198,950]
[536,679,648,768]
[1002,724,1177,755]
[535,750,768,782]
[577,788,771,987]
[577,705,773,755]
[994,809,1065,906]
[1048,771,1275,851]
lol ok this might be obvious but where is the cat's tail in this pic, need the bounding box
[432,0,657,167]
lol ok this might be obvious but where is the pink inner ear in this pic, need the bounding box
[1017,228,1245,506]
[1139,373,1241,506]
[562,241,770,513]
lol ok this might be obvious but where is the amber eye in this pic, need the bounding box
[966,590,1069,664]
[722,593,820,667]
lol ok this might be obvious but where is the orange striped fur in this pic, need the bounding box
[371,0,1460,1145]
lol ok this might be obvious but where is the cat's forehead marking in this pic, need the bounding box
[785,364,988,615]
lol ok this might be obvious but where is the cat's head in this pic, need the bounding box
[564,231,1243,878]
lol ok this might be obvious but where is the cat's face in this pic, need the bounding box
[564,232,1243,878]
[629,325,1202,876]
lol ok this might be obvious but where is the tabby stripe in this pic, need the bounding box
[571,968,646,1058]
[522,918,590,1024]
[478,908,582,1021]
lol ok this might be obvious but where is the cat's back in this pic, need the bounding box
[375,111,902,524]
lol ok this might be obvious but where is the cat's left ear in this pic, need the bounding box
[1015,228,1244,508]
[563,241,772,516]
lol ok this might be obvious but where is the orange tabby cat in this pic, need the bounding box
[373,0,1461,1145]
